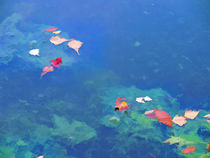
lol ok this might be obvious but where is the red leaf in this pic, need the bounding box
[182,146,196,153]
[45,27,58,32]
[51,57,62,67]
[154,108,173,127]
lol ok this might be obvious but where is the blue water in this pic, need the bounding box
[0,0,210,158]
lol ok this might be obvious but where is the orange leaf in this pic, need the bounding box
[172,115,187,126]
[49,35,69,45]
[154,108,173,127]
[203,114,210,118]
[207,144,210,152]
[184,110,200,119]
[67,39,83,55]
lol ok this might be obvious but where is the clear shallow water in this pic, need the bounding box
[0,0,210,158]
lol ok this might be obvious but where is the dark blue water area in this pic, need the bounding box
[0,0,210,158]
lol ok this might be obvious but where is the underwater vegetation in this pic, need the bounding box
[0,1,210,158]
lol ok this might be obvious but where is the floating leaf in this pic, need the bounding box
[115,97,126,105]
[45,27,58,32]
[184,110,200,119]
[115,101,129,112]
[49,35,69,45]
[51,57,62,67]
[154,108,172,127]
[203,114,210,118]
[207,144,210,152]
[182,146,196,153]
[136,97,145,103]
[144,96,152,101]
[136,96,152,103]
[41,65,54,77]
[67,39,83,55]
[29,49,39,56]
[163,136,185,145]
[163,136,195,147]
[53,30,61,34]
[172,115,187,126]
[144,110,156,119]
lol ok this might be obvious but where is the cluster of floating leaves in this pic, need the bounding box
[111,96,210,156]
[28,27,83,78]
[47,27,83,55]
[12,25,210,157]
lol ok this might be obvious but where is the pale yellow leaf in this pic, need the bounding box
[184,110,200,119]
[53,30,61,34]
[67,39,83,55]
[172,115,187,126]
[49,35,69,45]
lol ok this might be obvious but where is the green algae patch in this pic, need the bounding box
[52,115,96,146]
[0,146,14,158]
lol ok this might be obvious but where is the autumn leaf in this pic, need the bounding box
[67,39,83,55]
[184,110,200,119]
[182,146,196,153]
[203,114,210,118]
[154,108,173,127]
[163,136,195,147]
[172,115,187,126]
[49,35,69,45]
[45,27,58,32]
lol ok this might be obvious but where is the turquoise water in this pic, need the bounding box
[0,0,210,158]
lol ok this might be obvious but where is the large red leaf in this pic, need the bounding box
[154,108,173,127]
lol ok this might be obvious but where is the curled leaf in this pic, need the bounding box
[115,101,129,112]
